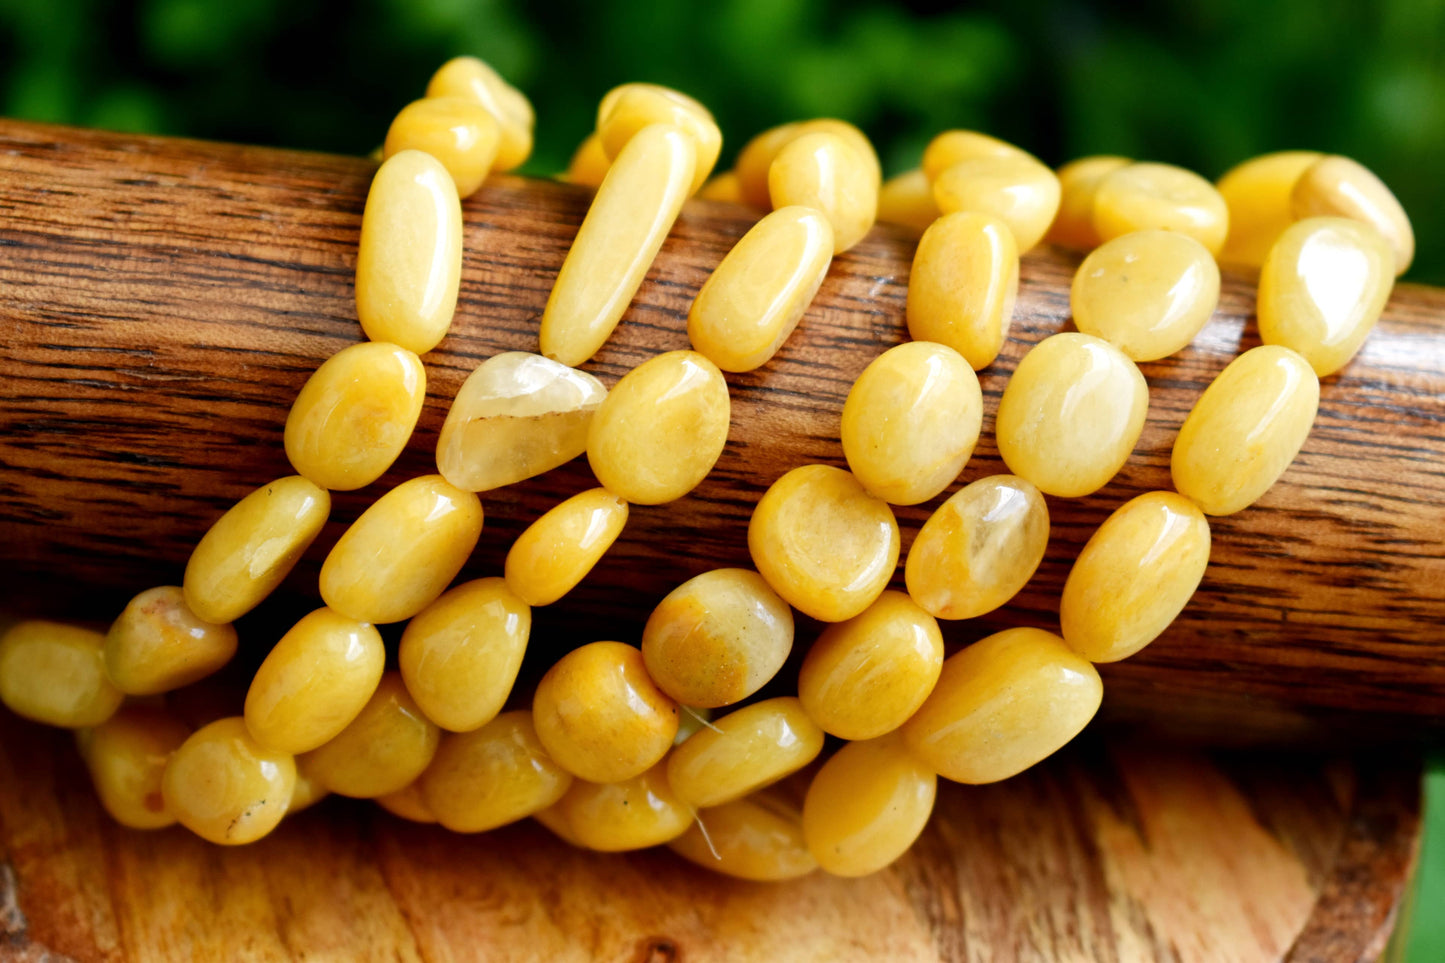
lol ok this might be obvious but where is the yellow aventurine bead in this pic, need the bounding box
[288,753,329,814]
[1047,155,1131,250]
[82,706,190,829]
[841,341,983,505]
[697,171,743,202]
[399,577,531,732]
[902,627,1103,784]
[995,333,1148,497]
[932,154,1062,252]
[668,793,818,881]
[1092,162,1230,256]
[0,621,121,728]
[667,697,824,808]
[563,132,610,187]
[375,780,438,823]
[768,131,879,254]
[425,56,533,173]
[320,475,483,624]
[104,585,238,696]
[555,762,694,852]
[285,341,426,491]
[1171,345,1320,516]
[735,120,880,210]
[183,475,330,625]
[383,97,500,198]
[797,590,944,740]
[906,211,1019,371]
[420,710,573,833]
[355,150,463,355]
[877,169,941,231]
[920,129,1031,181]
[802,731,936,877]
[597,83,722,195]
[436,351,606,493]
[504,488,629,606]
[1071,229,1220,361]
[1257,217,1395,376]
[687,206,834,372]
[162,716,296,845]
[532,800,586,845]
[586,350,730,505]
[1292,155,1413,275]
[641,568,794,708]
[244,607,385,754]
[1216,151,1322,270]
[905,475,1050,621]
[748,465,899,622]
[540,124,696,367]
[532,641,679,784]
[303,672,440,798]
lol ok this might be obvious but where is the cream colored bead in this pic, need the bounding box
[0,621,121,728]
[383,97,500,198]
[504,488,629,606]
[562,132,610,187]
[1216,151,1322,270]
[921,129,1031,181]
[1291,155,1413,275]
[932,154,1061,253]
[1092,162,1229,256]
[425,56,533,173]
[877,169,940,231]
[768,131,878,254]
[1048,155,1131,250]
[735,120,880,210]
[906,211,1019,370]
[667,697,824,808]
[596,83,721,195]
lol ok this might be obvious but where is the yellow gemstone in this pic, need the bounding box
[375,780,438,824]
[995,333,1148,497]
[504,488,629,606]
[532,801,585,845]
[734,120,880,210]
[555,761,694,852]
[183,475,329,624]
[669,793,817,881]
[1071,229,1220,361]
[562,131,610,188]
[667,697,824,808]
[1047,155,1132,250]
[355,149,463,355]
[596,83,721,195]
[383,97,500,198]
[906,211,1019,370]
[162,717,296,845]
[284,341,426,491]
[1258,217,1395,376]
[748,465,899,622]
[1292,155,1413,275]
[0,621,121,728]
[425,56,533,173]
[320,475,483,624]
[82,706,190,829]
[768,131,879,254]
[921,129,1031,181]
[1092,162,1230,256]
[436,351,606,493]
[905,475,1050,620]
[1216,151,1322,270]
[1171,345,1319,516]
[303,672,440,798]
[687,206,834,373]
[697,171,742,202]
[399,577,531,732]
[902,627,1103,784]
[420,710,572,833]
[288,753,330,814]
[932,154,1061,253]
[877,169,941,231]
[103,585,237,696]
[841,341,983,505]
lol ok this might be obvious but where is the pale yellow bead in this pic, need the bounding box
[1092,162,1230,256]
[556,762,694,852]
[597,83,721,195]
[921,129,1032,181]
[1216,151,1322,270]
[1171,345,1320,516]
[1047,155,1131,250]
[162,717,296,845]
[383,97,500,198]
[698,171,743,203]
[735,120,880,210]
[303,672,440,798]
[504,488,629,606]
[669,793,817,881]
[562,132,610,187]
[905,211,1019,370]
[932,154,1061,252]
[288,753,329,814]
[667,697,824,808]
[1292,155,1413,275]
[421,710,573,833]
[425,56,533,172]
[82,706,190,829]
[768,131,879,254]
[0,621,122,728]
[877,169,941,231]
[104,585,237,696]
[375,780,438,824]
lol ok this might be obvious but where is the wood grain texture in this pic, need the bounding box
[1,120,1443,742]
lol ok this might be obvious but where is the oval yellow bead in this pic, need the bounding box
[375,780,438,824]
[906,211,1019,371]
[697,171,743,203]
[802,731,936,877]
[841,341,983,505]
[995,333,1148,497]
[83,706,190,829]
[399,577,531,732]
[920,129,1031,181]
[597,83,721,195]
[932,154,1062,253]
[183,475,330,624]
[243,607,385,754]
[284,341,426,491]
[303,672,440,798]
[0,621,121,728]
[1216,151,1322,270]
[902,627,1103,784]
[420,710,572,833]
[1258,217,1395,376]
[355,149,463,355]
[161,716,296,845]
[1291,155,1413,275]
[1170,345,1320,516]
[687,205,834,373]
[586,350,730,505]
[103,585,237,696]
[562,131,610,188]
[877,168,941,231]
[425,56,533,173]
[768,131,878,254]
[1047,155,1132,250]
[383,96,500,198]
[1092,162,1230,256]
[556,761,694,852]
[1071,229,1220,361]
[748,465,899,622]
[735,120,880,211]
[504,488,629,606]
[905,475,1050,621]
[288,753,329,815]
[669,793,817,881]
[320,475,483,624]
[667,697,824,809]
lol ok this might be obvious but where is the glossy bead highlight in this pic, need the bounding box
[1216,151,1321,269]
[596,82,721,195]
[906,211,1019,370]
[932,154,1061,252]
[383,97,500,198]
[104,585,238,696]
[1291,155,1413,275]
[425,56,533,172]
[768,131,879,254]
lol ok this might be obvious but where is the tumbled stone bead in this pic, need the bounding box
[1216,151,1321,270]
[1092,162,1230,256]
[162,717,295,846]
[375,781,438,824]
[1291,155,1414,275]
[503,488,628,606]
[769,131,879,254]
[1047,155,1131,250]
[668,793,817,881]
[698,171,743,202]
[596,82,721,195]
[877,169,940,231]
[303,672,440,798]
[420,711,572,833]
[425,56,533,173]
[932,154,1061,252]
[288,754,329,815]
[735,119,880,210]
[554,762,694,852]
[82,706,190,829]
[0,621,122,728]
[906,211,1019,370]
[383,97,500,198]
[104,585,238,696]
[920,129,1031,181]
[562,132,610,187]
[667,697,824,808]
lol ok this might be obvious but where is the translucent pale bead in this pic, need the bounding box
[748,464,900,623]
[82,706,190,829]
[355,149,463,355]
[697,171,743,202]
[920,129,1031,181]
[1216,151,1322,269]
[539,124,696,366]
[1292,155,1413,275]
[902,627,1103,784]
[425,56,533,172]
[420,711,572,833]
[1092,162,1230,256]
[1171,345,1320,516]
[285,341,426,491]
[802,731,936,877]
[841,341,983,505]
[1258,217,1394,376]
[1047,155,1131,250]
[555,762,694,852]
[183,475,329,624]
[532,641,679,783]
[303,672,440,798]
[383,97,500,198]
[596,83,721,195]
[877,169,941,231]
[104,585,237,696]
[320,475,483,624]
[0,621,121,728]
[399,577,531,732]
[687,205,834,372]
[586,350,730,505]
[798,590,944,740]
[905,475,1050,620]
[161,717,296,845]
[735,120,880,210]
[1071,229,1220,361]
[669,793,818,881]
[436,351,606,493]
[288,753,329,814]
[375,780,438,824]
[563,132,610,187]
[932,155,1061,252]
[243,607,385,754]
[906,211,1019,370]
[504,488,629,606]
[768,131,878,254]
[667,697,824,808]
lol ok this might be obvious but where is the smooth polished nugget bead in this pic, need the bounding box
[735,119,880,210]
[303,672,440,798]
[375,780,438,823]
[504,488,628,606]
[597,83,721,195]
[184,475,329,624]
[1258,217,1394,376]
[104,585,238,696]
[436,351,606,493]
[906,211,1019,370]
[288,753,329,814]
[902,627,1103,784]
[841,341,982,505]
[556,761,694,852]
[877,169,941,231]
[687,205,834,372]
[1071,229,1220,361]
[285,341,426,491]
[920,129,1031,180]
[1216,151,1322,269]
[698,171,743,202]
[932,154,1061,252]
[1171,345,1319,516]
[768,131,878,254]
[420,710,572,833]
[383,97,499,198]
[0,621,121,728]
[1292,155,1413,275]
[83,706,190,829]
[320,475,483,624]
[425,56,533,172]
[1092,162,1230,256]
[162,716,296,845]
[355,149,463,355]
[1047,155,1131,250]
[669,792,818,881]
[563,131,610,187]
[667,697,824,808]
